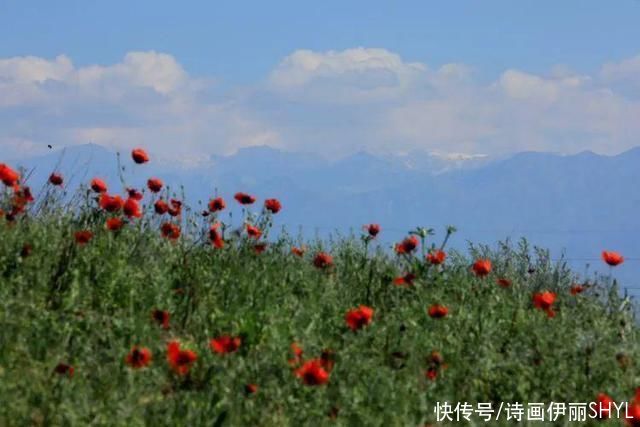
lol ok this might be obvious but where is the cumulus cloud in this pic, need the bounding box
[1,48,640,161]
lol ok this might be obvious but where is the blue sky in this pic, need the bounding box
[1,1,640,161]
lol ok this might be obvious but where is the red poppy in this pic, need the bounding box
[160,223,181,240]
[168,199,182,217]
[123,198,142,218]
[99,194,124,213]
[151,309,170,329]
[49,173,63,186]
[166,341,197,375]
[209,223,224,248]
[154,199,169,215]
[532,291,557,318]
[602,251,624,267]
[425,368,438,381]
[594,393,614,419]
[127,188,144,201]
[626,403,640,427]
[106,217,124,231]
[245,384,258,395]
[254,243,268,254]
[125,346,152,369]
[295,359,330,386]
[132,148,149,164]
[264,198,282,214]
[393,273,416,287]
[74,230,94,245]
[210,335,242,354]
[245,224,262,239]
[426,250,446,265]
[208,197,226,212]
[147,178,163,193]
[234,192,256,205]
[570,284,585,295]
[472,259,492,277]
[364,223,381,238]
[428,304,449,319]
[90,177,108,193]
[313,252,333,269]
[0,163,20,186]
[20,243,33,258]
[288,342,304,367]
[395,236,419,254]
[345,305,374,331]
[53,362,74,378]
[291,246,306,257]
[496,278,512,288]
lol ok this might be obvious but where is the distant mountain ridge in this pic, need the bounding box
[7,143,640,289]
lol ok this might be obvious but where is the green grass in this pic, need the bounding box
[1,197,639,426]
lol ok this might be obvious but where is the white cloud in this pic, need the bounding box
[1,48,640,161]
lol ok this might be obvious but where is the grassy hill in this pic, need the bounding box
[1,160,640,426]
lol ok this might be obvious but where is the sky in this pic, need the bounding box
[1,0,640,162]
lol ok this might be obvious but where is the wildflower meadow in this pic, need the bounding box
[1,150,640,426]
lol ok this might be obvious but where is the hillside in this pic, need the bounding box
[1,156,640,425]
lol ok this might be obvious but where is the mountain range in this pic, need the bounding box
[7,143,640,291]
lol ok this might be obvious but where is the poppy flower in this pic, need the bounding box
[570,284,585,295]
[345,305,374,331]
[209,223,224,248]
[127,188,144,201]
[166,341,197,375]
[147,178,163,193]
[210,335,242,354]
[20,243,33,258]
[160,223,181,240]
[74,230,94,245]
[594,393,614,419]
[425,367,439,381]
[53,362,74,378]
[168,199,182,217]
[234,192,256,205]
[90,178,108,193]
[363,223,381,238]
[49,173,63,186]
[132,148,149,164]
[496,278,512,288]
[625,403,640,427]
[313,252,333,269]
[428,304,449,319]
[472,259,492,277]
[395,236,419,254]
[245,224,262,239]
[125,346,152,369]
[291,246,305,257]
[151,309,170,329]
[295,359,330,386]
[602,251,624,267]
[393,273,416,287]
[123,198,142,218]
[254,243,268,254]
[245,384,258,395]
[208,197,226,212]
[426,250,446,265]
[106,217,124,231]
[99,194,124,213]
[0,163,20,186]
[264,198,282,214]
[154,199,169,215]
[532,291,557,318]
[288,342,304,367]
